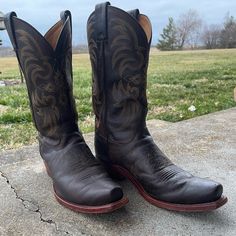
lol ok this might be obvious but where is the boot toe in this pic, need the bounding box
[110,186,124,202]
[86,179,124,206]
[54,177,124,207]
[145,164,224,205]
[198,179,223,203]
[178,177,223,204]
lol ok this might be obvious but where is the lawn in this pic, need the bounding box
[0,48,236,150]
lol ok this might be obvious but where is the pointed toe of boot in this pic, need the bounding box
[86,179,124,206]
[163,176,224,205]
[125,163,227,211]
[162,176,224,205]
[110,185,124,202]
[191,178,223,204]
[213,182,223,200]
[53,177,127,213]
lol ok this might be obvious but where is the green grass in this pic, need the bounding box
[0,49,235,150]
[147,49,236,121]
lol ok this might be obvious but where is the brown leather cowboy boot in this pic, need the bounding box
[87,2,227,212]
[4,10,128,213]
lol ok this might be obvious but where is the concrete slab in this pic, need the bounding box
[0,109,235,236]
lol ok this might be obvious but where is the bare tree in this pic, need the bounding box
[220,13,236,48]
[201,24,221,49]
[176,9,202,49]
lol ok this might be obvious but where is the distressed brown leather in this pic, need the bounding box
[4,11,123,207]
[87,3,224,205]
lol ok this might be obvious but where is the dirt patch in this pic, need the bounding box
[0,80,22,86]
[151,83,185,90]
[194,77,209,83]
[0,104,9,114]
[150,105,176,114]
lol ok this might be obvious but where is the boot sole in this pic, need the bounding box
[44,161,129,214]
[111,164,228,212]
[54,187,129,214]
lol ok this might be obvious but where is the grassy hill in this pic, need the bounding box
[0,48,235,150]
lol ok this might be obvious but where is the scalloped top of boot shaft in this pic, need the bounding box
[87,2,152,45]
[4,10,72,53]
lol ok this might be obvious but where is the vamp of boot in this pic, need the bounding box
[87,2,228,212]
[4,10,128,213]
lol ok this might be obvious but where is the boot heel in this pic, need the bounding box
[97,156,126,181]
[106,165,126,181]
[43,161,52,178]
[95,135,125,180]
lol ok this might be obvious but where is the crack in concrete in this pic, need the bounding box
[0,170,71,235]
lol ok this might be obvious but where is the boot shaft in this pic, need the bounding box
[87,2,152,143]
[4,11,78,138]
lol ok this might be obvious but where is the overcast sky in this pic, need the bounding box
[1,0,236,47]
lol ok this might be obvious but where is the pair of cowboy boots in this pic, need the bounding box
[4,2,227,214]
